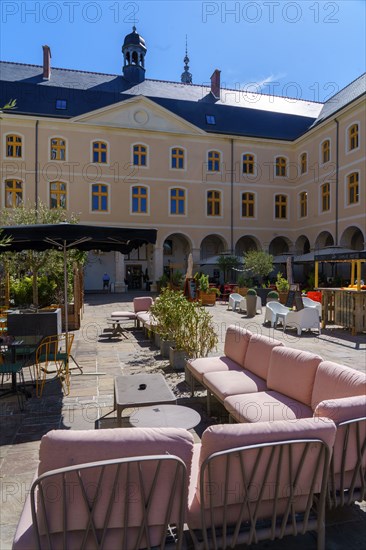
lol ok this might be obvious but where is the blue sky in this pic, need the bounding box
[1,0,365,101]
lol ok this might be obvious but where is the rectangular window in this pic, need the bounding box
[92,184,108,211]
[242,193,255,217]
[207,190,221,216]
[275,194,287,219]
[171,148,184,169]
[348,173,359,205]
[50,182,67,209]
[5,179,23,208]
[206,115,216,125]
[170,188,185,215]
[300,192,307,218]
[133,145,147,166]
[132,186,148,213]
[56,99,67,110]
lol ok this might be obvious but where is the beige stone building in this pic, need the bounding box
[1,28,365,290]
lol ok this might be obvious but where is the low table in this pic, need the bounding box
[129,404,201,430]
[114,374,176,427]
[103,317,132,339]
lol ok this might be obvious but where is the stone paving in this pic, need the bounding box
[0,292,365,549]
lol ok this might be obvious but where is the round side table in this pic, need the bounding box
[129,404,201,430]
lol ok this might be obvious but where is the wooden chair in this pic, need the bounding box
[34,333,74,397]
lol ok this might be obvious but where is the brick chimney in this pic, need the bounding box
[210,69,221,100]
[42,45,51,80]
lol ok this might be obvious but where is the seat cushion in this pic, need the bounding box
[267,347,322,407]
[186,356,243,382]
[203,370,267,402]
[224,390,313,423]
[133,296,153,313]
[244,334,283,380]
[311,361,366,410]
[223,325,252,367]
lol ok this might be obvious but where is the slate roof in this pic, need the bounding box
[0,61,364,141]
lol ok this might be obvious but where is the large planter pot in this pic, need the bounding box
[198,291,216,306]
[278,291,289,305]
[160,339,175,358]
[255,288,273,306]
[246,294,257,317]
[154,331,161,348]
[169,346,186,371]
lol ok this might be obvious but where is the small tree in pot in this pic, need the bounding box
[246,288,257,317]
[275,273,290,304]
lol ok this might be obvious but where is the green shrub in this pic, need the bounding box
[268,290,279,299]
[247,288,257,296]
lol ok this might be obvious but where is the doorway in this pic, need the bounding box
[126,265,143,290]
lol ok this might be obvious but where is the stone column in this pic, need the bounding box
[114,251,127,293]
[150,246,163,292]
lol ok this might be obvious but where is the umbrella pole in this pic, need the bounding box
[63,242,69,353]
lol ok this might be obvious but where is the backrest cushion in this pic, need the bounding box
[267,347,322,406]
[244,334,283,380]
[224,325,252,366]
[197,419,336,505]
[133,296,153,313]
[311,361,366,410]
[37,428,194,536]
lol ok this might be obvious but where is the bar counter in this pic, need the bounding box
[320,288,366,335]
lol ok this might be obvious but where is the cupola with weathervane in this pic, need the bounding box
[122,26,147,84]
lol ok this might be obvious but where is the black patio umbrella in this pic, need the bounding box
[0,223,157,338]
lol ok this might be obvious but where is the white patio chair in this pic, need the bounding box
[239,296,262,314]
[303,296,322,318]
[264,302,290,328]
[228,293,242,311]
[284,307,321,336]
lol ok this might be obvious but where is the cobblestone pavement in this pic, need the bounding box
[0,292,365,549]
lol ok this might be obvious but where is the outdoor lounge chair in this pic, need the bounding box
[303,296,322,318]
[284,307,321,336]
[227,293,242,311]
[264,301,290,328]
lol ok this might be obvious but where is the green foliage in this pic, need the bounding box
[1,202,85,305]
[237,274,246,287]
[217,255,240,281]
[170,270,184,288]
[276,272,290,292]
[243,250,274,280]
[10,276,33,306]
[157,273,169,289]
[268,290,279,299]
[150,288,218,357]
[247,288,257,296]
[198,273,210,292]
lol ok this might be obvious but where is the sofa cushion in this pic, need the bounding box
[223,325,252,366]
[267,347,322,407]
[39,427,194,476]
[314,394,366,424]
[111,311,136,319]
[203,370,267,402]
[133,296,153,313]
[224,391,313,423]
[244,334,283,380]
[186,356,243,382]
[311,361,366,410]
[189,418,336,516]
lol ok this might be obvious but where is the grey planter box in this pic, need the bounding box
[7,308,62,338]
[169,346,187,371]
[160,339,175,358]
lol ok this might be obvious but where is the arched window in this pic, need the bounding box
[133,144,147,166]
[242,154,255,175]
[347,173,359,205]
[275,156,287,177]
[50,138,66,160]
[207,151,220,172]
[321,182,330,212]
[321,140,330,163]
[275,194,287,219]
[5,179,23,208]
[241,192,255,217]
[171,148,184,169]
[348,124,359,151]
[300,191,307,218]
[170,188,186,215]
[207,190,221,216]
[300,153,307,174]
[50,182,67,209]
[132,186,148,213]
[6,134,22,158]
[92,141,107,163]
[91,184,108,211]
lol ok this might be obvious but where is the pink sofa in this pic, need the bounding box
[12,427,194,550]
[111,296,154,329]
[187,418,336,550]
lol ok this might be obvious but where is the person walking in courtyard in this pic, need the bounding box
[102,272,110,290]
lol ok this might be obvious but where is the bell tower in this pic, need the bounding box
[122,26,147,84]
[181,36,192,84]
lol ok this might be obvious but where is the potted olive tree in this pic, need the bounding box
[243,250,274,305]
[246,288,258,317]
[275,273,290,304]
[197,274,220,306]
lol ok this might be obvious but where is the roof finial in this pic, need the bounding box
[181,35,192,84]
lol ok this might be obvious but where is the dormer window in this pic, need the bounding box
[206,115,216,125]
[56,99,67,110]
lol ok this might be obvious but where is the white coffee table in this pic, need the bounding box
[129,404,201,430]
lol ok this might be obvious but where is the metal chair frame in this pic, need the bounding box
[30,454,187,550]
[35,333,74,397]
[189,438,331,550]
